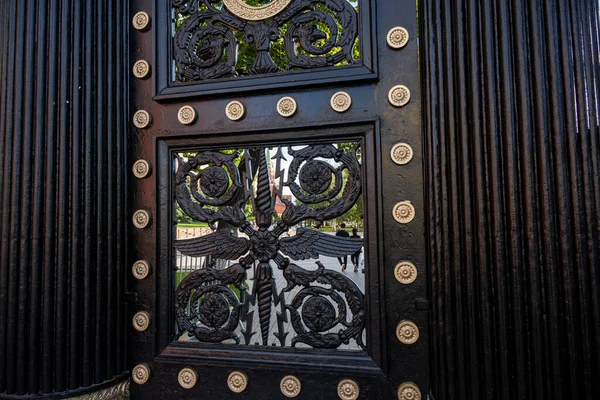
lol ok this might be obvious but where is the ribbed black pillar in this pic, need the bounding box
[0,0,128,398]
[422,0,600,399]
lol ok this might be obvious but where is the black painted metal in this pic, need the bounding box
[173,145,365,348]
[9,0,598,397]
[422,0,600,398]
[0,0,129,398]
[155,0,375,99]
[173,0,359,79]
[130,0,426,397]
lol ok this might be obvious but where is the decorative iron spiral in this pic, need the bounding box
[256,262,274,346]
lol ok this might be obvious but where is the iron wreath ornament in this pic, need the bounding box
[172,0,359,79]
[173,144,366,349]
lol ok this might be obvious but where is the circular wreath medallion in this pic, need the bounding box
[302,296,336,332]
[299,160,333,195]
[198,293,230,327]
[222,0,293,21]
[199,166,229,197]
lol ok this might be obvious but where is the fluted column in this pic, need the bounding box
[423,0,600,398]
[0,0,129,397]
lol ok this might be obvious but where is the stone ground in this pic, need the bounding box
[175,233,365,352]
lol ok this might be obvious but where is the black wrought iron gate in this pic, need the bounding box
[128,0,427,398]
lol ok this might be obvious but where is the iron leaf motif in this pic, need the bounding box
[174,145,365,349]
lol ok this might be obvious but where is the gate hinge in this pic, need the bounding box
[415,298,430,311]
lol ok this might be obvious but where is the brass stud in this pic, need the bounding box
[133,60,151,79]
[133,209,151,229]
[132,11,151,31]
[132,260,151,280]
[133,159,151,179]
[178,105,197,125]
[226,101,245,121]
[277,96,297,117]
[133,110,152,129]
[227,371,248,393]
[392,201,415,224]
[330,91,352,113]
[387,27,410,49]
[280,375,302,398]
[132,311,151,332]
[178,367,198,389]
[132,363,151,385]
[391,143,414,165]
[388,85,411,107]
[396,320,420,344]
[337,379,359,400]
[398,382,421,400]
[394,261,418,285]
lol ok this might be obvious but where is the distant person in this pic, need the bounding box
[336,223,350,271]
[351,227,362,272]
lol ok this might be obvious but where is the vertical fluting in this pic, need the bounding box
[0,0,128,397]
[423,0,600,398]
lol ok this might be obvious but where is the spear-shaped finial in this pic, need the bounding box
[271,147,287,206]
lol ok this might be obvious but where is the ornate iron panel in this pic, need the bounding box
[172,0,359,79]
[154,0,374,98]
[173,143,366,349]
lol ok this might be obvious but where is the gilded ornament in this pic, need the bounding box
[227,371,248,393]
[132,159,151,179]
[226,101,245,121]
[178,367,198,389]
[132,311,151,332]
[67,380,130,400]
[132,260,151,280]
[337,379,359,400]
[132,60,150,79]
[388,85,411,107]
[387,27,410,49]
[392,201,415,224]
[396,320,419,344]
[222,0,293,21]
[132,209,151,229]
[394,261,417,285]
[132,364,151,385]
[133,110,152,129]
[178,105,197,125]
[330,91,352,113]
[398,382,421,400]
[277,96,297,117]
[390,143,414,165]
[280,376,302,398]
[132,11,151,31]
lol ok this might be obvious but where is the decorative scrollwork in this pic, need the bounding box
[175,263,246,343]
[284,1,357,69]
[284,262,365,349]
[283,145,361,225]
[175,151,245,225]
[173,0,359,81]
[174,144,365,349]
[174,14,239,80]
